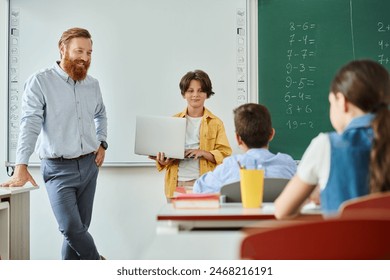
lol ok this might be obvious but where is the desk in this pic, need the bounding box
[145,202,322,259]
[0,184,38,259]
[0,201,9,260]
[157,202,322,232]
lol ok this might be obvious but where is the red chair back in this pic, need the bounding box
[240,218,390,260]
[340,192,390,211]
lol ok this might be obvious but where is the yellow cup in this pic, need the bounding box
[239,169,264,208]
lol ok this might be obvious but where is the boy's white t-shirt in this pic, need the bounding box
[297,133,331,191]
[178,116,202,181]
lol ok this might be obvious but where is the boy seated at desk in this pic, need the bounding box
[193,103,297,194]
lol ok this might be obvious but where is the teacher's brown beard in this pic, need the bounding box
[62,53,91,81]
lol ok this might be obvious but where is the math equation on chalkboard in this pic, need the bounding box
[377,21,390,65]
[284,21,317,130]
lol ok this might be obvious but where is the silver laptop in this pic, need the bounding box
[134,115,186,159]
[220,178,290,203]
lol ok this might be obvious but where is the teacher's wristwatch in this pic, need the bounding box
[100,141,108,150]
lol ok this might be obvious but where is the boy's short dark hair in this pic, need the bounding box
[233,103,272,148]
[179,70,215,98]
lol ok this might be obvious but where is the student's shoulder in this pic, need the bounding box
[172,108,187,118]
[308,132,330,148]
[298,133,330,164]
[203,108,219,119]
[275,152,296,164]
[220,153,240,166]
[204,108,225,125]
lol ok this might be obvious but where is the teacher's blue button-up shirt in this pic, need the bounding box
[16,62,107,164]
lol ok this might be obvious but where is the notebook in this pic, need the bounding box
[171,193,220,209]
[134,115,186,159]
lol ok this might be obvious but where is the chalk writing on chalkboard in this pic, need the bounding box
[284,21,317,131]
[377,21,390,64]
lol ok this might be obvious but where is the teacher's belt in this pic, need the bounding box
[46,152,95,161]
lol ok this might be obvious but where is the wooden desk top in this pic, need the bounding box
[0,184,38,198]
[157,202,322,221]
[0,188,9,198]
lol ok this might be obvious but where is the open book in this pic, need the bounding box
[171,193,220,209]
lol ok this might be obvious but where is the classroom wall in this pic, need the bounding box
[0,1,258,259]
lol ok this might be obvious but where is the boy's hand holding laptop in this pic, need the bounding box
[148,152,177,166]
[148,150,202,165]
[184,149,204,159]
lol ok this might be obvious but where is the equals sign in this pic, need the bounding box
[309,39,315,44]
[307,80,315,86]
[308,66,316,71]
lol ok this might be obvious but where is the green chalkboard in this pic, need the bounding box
[258,0,390,159]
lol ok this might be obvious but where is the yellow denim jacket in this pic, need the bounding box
[156,107,232,198]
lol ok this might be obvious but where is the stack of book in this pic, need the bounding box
[171,193,220,209]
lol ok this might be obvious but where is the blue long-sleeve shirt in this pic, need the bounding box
[16,62,107,164]
[193,148,297,193]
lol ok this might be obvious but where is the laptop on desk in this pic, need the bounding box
[220,178,290,203]
[134,115,186,159]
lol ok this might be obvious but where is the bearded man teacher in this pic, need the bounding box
[1,27,108,260]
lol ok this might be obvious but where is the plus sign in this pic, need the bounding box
[378,54,385,64]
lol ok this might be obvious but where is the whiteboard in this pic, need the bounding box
[7,0,251,166]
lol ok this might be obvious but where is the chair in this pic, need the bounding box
[220,178,289,203]
[339,191,390,218]
[341,191,390,210]
[240,217,390,260]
